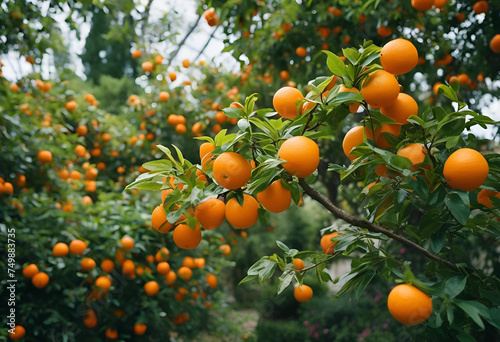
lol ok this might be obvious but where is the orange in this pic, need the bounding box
[194,258,206,268]
[3,182,13,194]
[134,324,147,335]
[219,244,231,255]
[53,242,69,257]
[434,0,447,9]
[105,328,118,339]
[387,284,432,325]
[473,1,488,14]
[477,189,500,208]
[278,136,319,178]
[144,280,160,296]
[443,148,489,191]
[338,85,360,113]
[122,260,135,275]
[76,124,87,136]
[132,50,142,58]
[294,284,313,302]
[433,82,443,95]
[215,111,227,124]
[296,47,307,57]
[69,170,82,180]
[293,258,305,270]
[166,271,177,285]
[81,258,96,271]
[212,152,252,189]
[38,150,52,164]
[225,194,259,229]
[83,309,97,328]
[95,275,112,292]
[411,0,434,11]
[142,61,154,72]
[120,235,134,251]
[377,26,393,37]
[173,224,202,249]
[75,145,86,158]
[101,259,114,273]
[168,72,177,81]
[102,132,111,142]
[9,325,26,340]
[195,198,226,229]
[321,232,339,254]
[256,180,291,213]
[342,126,377,160]
[200,142,215,167]
[397,144,428,171]
[155,247,170,262]
[69,239,87,255]
[206,273,218,288]
[375,163,390,178]
[273,86,304,119]
[361,70,400,108]
[23,264,39,278]
[182,59,190,68]
[380,38,418,75]
[175,124,187,134]
[376,124,401,149]
[159,91,170,101]
[151,205,173,233]
[82,196,93,205]
[32,272,49,288]
[157,262,171,274]
[65,100,77,111]
[490,35,500,53]
[178,266,193,281]
[280,70,290,81]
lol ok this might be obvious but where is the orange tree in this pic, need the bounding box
[127,38,500,339]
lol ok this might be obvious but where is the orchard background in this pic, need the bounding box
[1,0,500,341]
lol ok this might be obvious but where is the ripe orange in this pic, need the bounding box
[387,284,432,325]
[199,142,215,165]
[256,179,291,213]
[219,244,231,255]
[195,198,225,229]
[473,1,488,14]
[434,0,448,9]
[38,150,52,164]
[293,258,305,270]
[225,194,259,229]
[166,271,177,285]
[361,70,400,108]
[443,148,489,191]
[397,144,428,171]
[69,239,87,255]
[144,280,160,296]
[120,235,134,251]
[377,26,393,38]
[212,152,252,189]
[76,124,87,136]
[168,72,177,81]
[342,126,377,160]
[122,260,135,275]
[338,85,360,113]
[105,328,118,339]
[142,61,154,72]
[134,324,147,335]
[294,284,313,302]
[380,38,418,75]
[194,258,206,268]
[159,91,170,101]
[280,70,290,82]
[81,258,96,271]
[155,247,170,262]
[75,145,86,158]
[411,0,434,11]
[23,264,39,278]
[321,232,339,254]
[206,273,218,288]
[273,86,304,119]
[173,224,202,249]
[151,205,173,233]
[102,132,111,142]
[157,262,171,274]
[375,163,390,178]
[53,242,69,257]
[65,100,77,111]
[477,189,500,208]
[131,50,142,58]
[375,124,401,149]
[490,35,500,53]
[95,275,112,292]
[83,309,97,328]
[32,272,49,288]
[296,47,307,57]
[9,325,25,340]
[101,259,114,273]
[178,266,193,281]
[278,136,319,178]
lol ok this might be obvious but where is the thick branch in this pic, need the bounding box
[298,178,459,271]
[168,14,202,64]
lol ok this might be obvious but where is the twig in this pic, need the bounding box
[301,255,337,273]
[193,23,220,63]
[298,178,459,271]
[168,14,202,64]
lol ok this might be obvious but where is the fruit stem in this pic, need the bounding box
[298,178,460,271]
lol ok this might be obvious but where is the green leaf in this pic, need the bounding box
[126,180,163,191]
[342,48,360,65]
[222,107,243,119]
[323,50,346,77]
[276,240,289,252]
[244,93,259,115]
[456,334,476,342]
[447,305,455,325]
[277,271,294,295]
[455,300,489,329]
[238,274,258,285]
[445,192,471,225]
[354,270,376,300]
[142,160,172,172]
[438,84,458,102]
[445,275,467,299]
[171,144,184,166]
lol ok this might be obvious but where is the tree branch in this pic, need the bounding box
[298,178,459,271]
[193,23,220,63]
[168,14,202,64]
